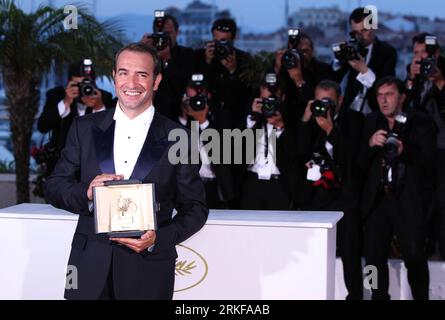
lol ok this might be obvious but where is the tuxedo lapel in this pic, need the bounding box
[130,112,169,181]
[92,109,116,174]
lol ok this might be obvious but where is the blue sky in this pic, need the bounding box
[20,0,445,32]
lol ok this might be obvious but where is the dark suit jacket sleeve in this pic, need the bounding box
[37,88,65,134]
[45,117,90,215]
[154,154,208,252]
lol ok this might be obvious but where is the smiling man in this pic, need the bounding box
[45,42,208,300]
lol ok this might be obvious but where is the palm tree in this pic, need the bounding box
[0,1,125,203]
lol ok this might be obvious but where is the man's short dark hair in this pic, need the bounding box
[349,7,367,24]
[114,42,162,76]
[152,14,179,32]
[412,32,441,49]
[211,18,237,39]
[316,80,341,98]
[375,76,406,95]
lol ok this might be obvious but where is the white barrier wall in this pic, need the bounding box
[0,204,341,300]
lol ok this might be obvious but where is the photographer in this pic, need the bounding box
[275,32,332,119]
[178,75,235,208]
[193,18,252,130]
[358,76,436,300]
[239,74,298,210]
[297,80,364,300]
[332,7,397,114]
[141,12,194,121]
[37,60,113,176]
[405,33,445,259]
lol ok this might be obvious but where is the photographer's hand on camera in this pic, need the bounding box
[185,103,209,125]
[251,98,263,114]
[220,51,237,74]
[302,100,314,122]
[205,41,215,65]
[348,54,369,74]
[141,33,154,46]
[315,111,333,135]
[63,80,80,108]
[81,89,104,111]
[267,111,285,130]
[369,129,388,148]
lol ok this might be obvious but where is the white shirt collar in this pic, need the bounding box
[113,102,155,126]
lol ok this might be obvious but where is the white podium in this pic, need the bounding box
[0,204,342,300]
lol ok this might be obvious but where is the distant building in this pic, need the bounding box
[167,0,232,49]
[237,29,286,53]
[288,5,345,29]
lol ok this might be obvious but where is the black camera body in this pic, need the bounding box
[214,40,234,60]
[311,98,336,118]
[332,38,368,63]
[262,96,279,118]
[78,78,96,97]
[152,10,170,51]
[282,29,302,70]
[189,74,208,111]
[382,113,407,164]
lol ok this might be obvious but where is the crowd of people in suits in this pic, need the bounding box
[37,7,445,300]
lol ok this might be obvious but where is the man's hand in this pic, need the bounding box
[87,174,124,201]
[221,51,237,74]
[348,54,369,74]
[205,41,215,65]
[369,129,388,148]
[409,59,421,80]
[141,33,154,46]
[251,98,263,114]
[110,230,156,253]
[315,111,334,135]
[302,100,314,122]
[81,89,104,110]
[267,111,285,129]
[64,80,80,106]
[429,65,445,90]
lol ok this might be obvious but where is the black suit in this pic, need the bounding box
[45,108,208,299]
[37,86,114,155]
[297,108,364,299]
[334,38,397,113]
[358,109,436,300]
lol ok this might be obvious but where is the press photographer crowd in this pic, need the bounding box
[35,7,445,300]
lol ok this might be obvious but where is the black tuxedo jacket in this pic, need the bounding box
[45,108,208,299]
[37,86,114,152]
[358,109,436,220]
[334,38,397,112]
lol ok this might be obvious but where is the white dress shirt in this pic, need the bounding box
[246,115,283,180]
[113,103,155,179]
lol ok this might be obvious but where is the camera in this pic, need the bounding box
[78,78,96,97]
[332,34,368,63]
[152,10,170,51]
[76,59,96,97]
[282,29,302,70]
[383,113,407,164]
[214,40,234,60]
[189,74,207,111]
[261,96,279,118]
[416,35,438,78]
[311,98,335,118]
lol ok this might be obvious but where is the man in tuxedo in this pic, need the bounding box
[37,60,114,175]
[333,7,397,114]
[358,76,436,300]
[297,80,364,299]
[45,42,208,300]
[178,75,235,209]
